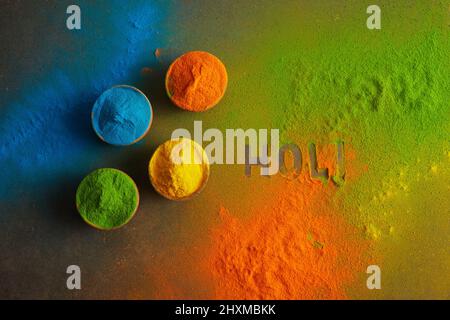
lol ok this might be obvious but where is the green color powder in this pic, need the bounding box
[76,168,139,230]
[173,0,450,298]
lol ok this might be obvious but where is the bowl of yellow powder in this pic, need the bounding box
[149,138,210,200]
[76,168,139,230]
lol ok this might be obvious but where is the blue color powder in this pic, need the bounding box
[92,86,152,146]
[0,1,169,200]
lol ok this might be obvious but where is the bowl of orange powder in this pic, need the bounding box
[165,51,228,112]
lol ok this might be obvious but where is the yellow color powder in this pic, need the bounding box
[149,138,210,200]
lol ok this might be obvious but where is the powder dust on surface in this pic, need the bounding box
[207,179,370,299]
[178,1,449,299]
[0,0,448,299]
[205,144,372,299]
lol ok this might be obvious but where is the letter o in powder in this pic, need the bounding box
[166,51,228,112]
[76,168,139,230]
[91,85,153,146]
[149,138,210,200]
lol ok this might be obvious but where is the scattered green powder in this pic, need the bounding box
[76,168,139,230]
[256,3,450,298]
[174,1,449,298]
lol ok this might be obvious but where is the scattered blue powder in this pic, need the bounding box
[92,86,152,146]
[0,1,168,200]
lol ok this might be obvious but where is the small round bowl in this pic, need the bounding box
[148,138,210,201]
[91,85,153,146]
[76,168,140,230]
[165,51,228,112]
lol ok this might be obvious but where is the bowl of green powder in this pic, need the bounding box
[76,168,139,230]
[91,85,153,146]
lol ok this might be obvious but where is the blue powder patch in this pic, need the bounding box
[92,86,152,146]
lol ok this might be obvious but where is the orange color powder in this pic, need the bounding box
[207,146,369,299]
[165,51,228,112]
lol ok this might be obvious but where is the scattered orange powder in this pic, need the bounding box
[207,145,370,299]
[165,51,228,112]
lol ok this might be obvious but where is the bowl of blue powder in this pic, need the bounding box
[91,85,153,146]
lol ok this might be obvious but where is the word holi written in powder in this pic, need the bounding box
[171,121,345,185]
[245,140,345,186]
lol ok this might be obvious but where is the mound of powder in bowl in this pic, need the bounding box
[149,138,210,200]
[165,51,228,112]
[76,168,139,230]
[91,85,152,146]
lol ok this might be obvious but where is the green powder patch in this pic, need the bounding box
[76,168,139,230]
[168,1,449,298]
